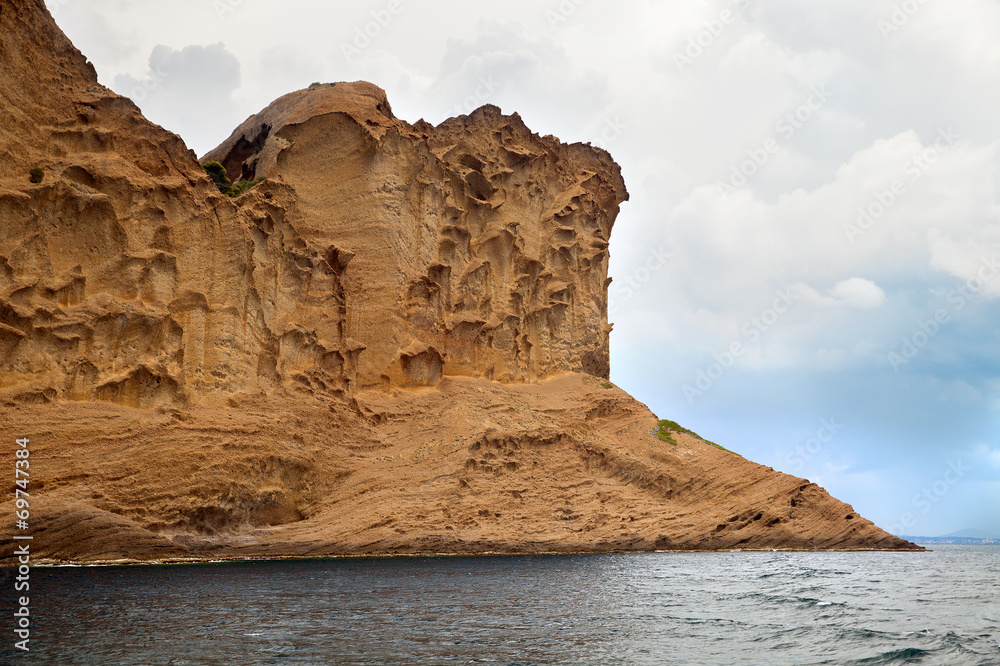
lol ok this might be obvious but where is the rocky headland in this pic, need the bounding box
[0,0,919,564]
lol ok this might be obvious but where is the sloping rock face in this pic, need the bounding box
[2,375,915,564]
[0,0,919,563]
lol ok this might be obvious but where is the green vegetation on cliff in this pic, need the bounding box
[655,419,740,456]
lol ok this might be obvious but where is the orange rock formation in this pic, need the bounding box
[0,0,918,563]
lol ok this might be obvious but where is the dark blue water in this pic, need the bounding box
[3,545,998,664]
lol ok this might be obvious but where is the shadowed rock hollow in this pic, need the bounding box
[0,0,919,563]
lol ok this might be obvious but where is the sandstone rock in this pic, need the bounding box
[0,0,920,563]
[202,81,627,388]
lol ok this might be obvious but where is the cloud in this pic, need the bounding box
[974,444,1000,469]
[113,42,242,155]
[610,123,998,376]
[829,278,887,308]
[796,278,887,309]
[45,0,142,74]
[940,380,984,404]
[421,19,612,134]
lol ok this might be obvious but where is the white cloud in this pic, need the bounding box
[421,19,612,133]
[795,278,886,309]
[829,278,887,309]
[973,444,1000,469]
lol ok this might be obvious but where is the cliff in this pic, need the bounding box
[0,0,919,563]
[202,82,624,388]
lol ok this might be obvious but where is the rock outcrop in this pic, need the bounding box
[203,80,626,389]
[0,0,919,563]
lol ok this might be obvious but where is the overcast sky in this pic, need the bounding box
[49,0,1000,538]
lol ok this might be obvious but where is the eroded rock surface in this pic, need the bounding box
[203,81,627,388]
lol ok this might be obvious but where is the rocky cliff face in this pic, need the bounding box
[1,45,625,405]
[0,0,253,408]
[0,0,919,563]
[203,81,626,389]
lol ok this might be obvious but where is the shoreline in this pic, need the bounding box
[4,545,929,569]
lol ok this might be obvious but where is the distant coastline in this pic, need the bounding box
[902,536,999,545]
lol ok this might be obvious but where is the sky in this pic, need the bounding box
[46,0,1000,538]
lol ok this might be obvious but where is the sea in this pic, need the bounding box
[3,545,997,665]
